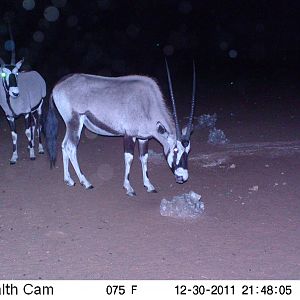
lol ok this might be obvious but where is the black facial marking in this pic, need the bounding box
[9,73,17,87]
[6,66,14,71]
[179,152,188,169]
[181,139,189,148]
[124,134,136,155]
[170,147,188,174]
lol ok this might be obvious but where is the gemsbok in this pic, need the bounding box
[46,60,196,196]
[0,25,46,163]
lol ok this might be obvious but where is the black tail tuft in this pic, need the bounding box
[45,94,58,168]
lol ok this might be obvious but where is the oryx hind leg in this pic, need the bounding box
[25,113,36,160]
[123,134,136,196]
[7,116,18,164]
[62,114,93,189]
[138,139,157,193]
[36,99,44,154]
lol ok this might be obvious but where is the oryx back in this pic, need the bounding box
[53,74,174,138]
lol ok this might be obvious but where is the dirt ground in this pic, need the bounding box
[0,78,299,280]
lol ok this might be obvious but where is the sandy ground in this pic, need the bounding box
[0,79,299,280]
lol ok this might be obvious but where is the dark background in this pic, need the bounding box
[1,0,299,83]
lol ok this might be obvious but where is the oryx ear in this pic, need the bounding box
[156,121,169,138]
[15,58,24,69]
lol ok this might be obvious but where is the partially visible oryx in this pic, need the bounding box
[46,61,196,196]
[0,26,46,164]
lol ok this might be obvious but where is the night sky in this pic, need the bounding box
[1,0,300,83]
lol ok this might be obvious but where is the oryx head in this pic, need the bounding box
[158,59,196,184]
[1,58,24,98]
[0,23,23,98]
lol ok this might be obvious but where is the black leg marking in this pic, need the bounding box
[25,114,33,149]
[138,138,148,157]
[25,113,36,160]
[124,134,136,155]
[7,116,16,132]
[7,116,18,164]
[34,103,45,154]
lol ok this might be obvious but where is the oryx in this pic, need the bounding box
[46,61,196,196]
[0,26,46,164]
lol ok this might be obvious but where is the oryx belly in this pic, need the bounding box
[83,111,121,137]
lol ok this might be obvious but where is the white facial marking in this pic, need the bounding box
[185,142,191,153]
[167,150,174,168]
[175,140,185,165]
[10,87,19,97]
[175,167,188,181]
[3,67,11,74]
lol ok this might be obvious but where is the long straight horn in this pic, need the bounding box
[8,23,16,65]
[165,58,181,140]
[186,60,196,139]
[0,57,5,66]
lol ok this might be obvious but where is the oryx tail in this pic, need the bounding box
[45,94,58,168]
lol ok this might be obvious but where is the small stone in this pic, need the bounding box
[249,185,259,192]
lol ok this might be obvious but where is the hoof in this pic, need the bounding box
[80,182,94,189]
[65,181,75,187]
[10,161,16,165]
[127,191,136,197]
[39,150,44,154]
[30,157,36,161]
[148,189,158,193]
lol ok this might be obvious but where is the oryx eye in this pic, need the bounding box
[1,72,6,78]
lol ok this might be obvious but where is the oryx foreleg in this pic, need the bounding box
[62,115,93,189]
[7,116,18,164]
[25,113,36,160]
[123,134,136,196]
[138,139,157,193]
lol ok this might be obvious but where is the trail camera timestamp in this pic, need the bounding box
[242,285,292,296]
[175,284,235,296]
[175,284,293,296]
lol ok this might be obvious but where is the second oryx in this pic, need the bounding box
[46,61,196,196]
[0,26,46,164]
